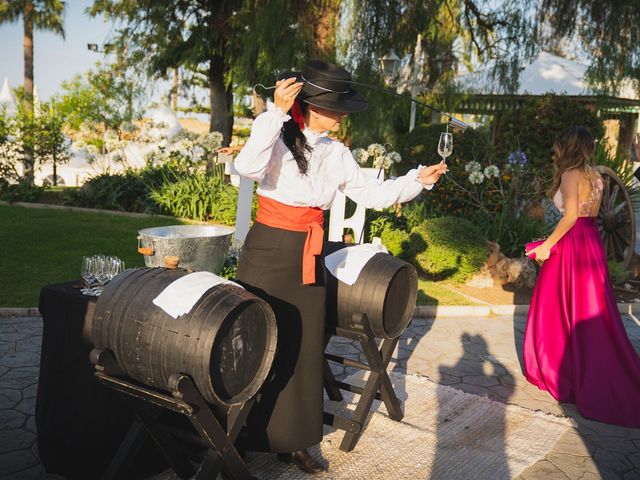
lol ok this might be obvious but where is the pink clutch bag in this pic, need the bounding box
[525,239,557,260]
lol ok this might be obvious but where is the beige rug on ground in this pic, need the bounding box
[245,371,572,480]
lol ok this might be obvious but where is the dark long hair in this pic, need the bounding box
[281,101,312,175]
[547,126,595,198]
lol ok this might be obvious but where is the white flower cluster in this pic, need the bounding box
[352,143,402,172]
[367,143,387,159]
[352,147,369,165]
[465,161,481,173]
[483,165,500,178]
[468,171,484,184]
[146,129,224,168]
[464,161,500,185]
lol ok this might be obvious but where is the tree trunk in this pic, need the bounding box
[299,0,340,61]
[208,56,233,146]
[22,0,35,185]
[172,67,179,111]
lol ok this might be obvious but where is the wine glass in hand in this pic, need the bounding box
[438,132,453,163]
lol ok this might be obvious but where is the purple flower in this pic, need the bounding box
[508,150,527,165]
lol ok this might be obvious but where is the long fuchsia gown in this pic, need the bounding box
[524,170,640,428]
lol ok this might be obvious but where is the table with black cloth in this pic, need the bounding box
[36,281,134,479]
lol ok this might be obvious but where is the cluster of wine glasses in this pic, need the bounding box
[81,255,125,296]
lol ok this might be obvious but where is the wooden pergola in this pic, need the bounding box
[452,93,640,158]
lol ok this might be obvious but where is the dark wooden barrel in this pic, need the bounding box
[325,245,418,339]
[91,268,277,406]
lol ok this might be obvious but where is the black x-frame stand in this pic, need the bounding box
[90,348,256,480]
[322,313,404,452]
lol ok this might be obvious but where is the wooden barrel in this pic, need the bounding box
[91,268,277,406]
[325,246,418,339]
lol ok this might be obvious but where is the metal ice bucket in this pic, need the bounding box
[137,225,234,273]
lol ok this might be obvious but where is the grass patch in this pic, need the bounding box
[1,204,480,308]
[0,204,185,307]
[417,278,481,306]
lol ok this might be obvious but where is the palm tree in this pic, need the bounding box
[0,0,66,184]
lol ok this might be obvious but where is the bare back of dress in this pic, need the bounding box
[552,167,604,218]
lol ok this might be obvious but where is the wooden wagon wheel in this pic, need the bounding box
[595,165,635,269]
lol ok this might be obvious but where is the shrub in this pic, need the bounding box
[66,170,163,213]
[0,183,44,203]
[607,260,629,285]
[411,216,488,283]
[471,209,550,258]
[367,203,427,261]
[149,165,254,225]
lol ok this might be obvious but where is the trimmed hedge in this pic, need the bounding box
[412,216,488,283]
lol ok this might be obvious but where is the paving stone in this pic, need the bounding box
[0,410,26,430]
[0,389,22,409]
[0,368,39,390]
[326,343,360,356]
[15,337,42,353]
[22,383,37,400]
[0,332,37,342]
[15,396,37,416]
[0,343,14,356]
[5,464,45,480]
[552,430,594,456]
[0,429,36,454]
[436,372,461,385]
[517,459,571,479]
[592,448,636,473]
[0,448,38,477]
[627,451,640,469]
[545,451,601,479]
[0,351,40,368]
[24,416,36,435]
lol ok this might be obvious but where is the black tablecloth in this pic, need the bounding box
[36,282,134,479]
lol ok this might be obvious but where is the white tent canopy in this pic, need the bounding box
[0,77,17,116]
[457,51,639,100]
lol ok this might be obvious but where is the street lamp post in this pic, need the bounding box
[379,34,423,132]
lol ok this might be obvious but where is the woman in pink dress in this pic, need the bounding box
[524,125,640,428]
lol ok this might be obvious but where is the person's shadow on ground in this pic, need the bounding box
[430,333,515,480]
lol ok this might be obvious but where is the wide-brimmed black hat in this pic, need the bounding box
[279,60,368,113]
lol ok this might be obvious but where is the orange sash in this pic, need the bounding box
[255,195,324,285]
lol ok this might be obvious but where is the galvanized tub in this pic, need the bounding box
[137,225,234,274]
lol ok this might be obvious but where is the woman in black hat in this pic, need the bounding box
[234,60,447,473]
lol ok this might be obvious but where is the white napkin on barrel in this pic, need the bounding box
[152,271,243,319]
[325,240,388,286]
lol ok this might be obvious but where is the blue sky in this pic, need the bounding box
[0,0,114,101]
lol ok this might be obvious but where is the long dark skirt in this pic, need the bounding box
[235,222,325,453]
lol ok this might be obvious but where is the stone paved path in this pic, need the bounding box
[1,313,639,479]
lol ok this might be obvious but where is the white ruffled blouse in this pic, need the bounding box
[234,108,432,210]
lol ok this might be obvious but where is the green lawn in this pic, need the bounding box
[417,278,480,306]
[1,204,185,307]
[0,203,478,307]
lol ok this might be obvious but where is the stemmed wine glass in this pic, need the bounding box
[81,256,95,294]
[438,131,453,163]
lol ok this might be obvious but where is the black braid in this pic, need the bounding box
[281,102,312,175]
